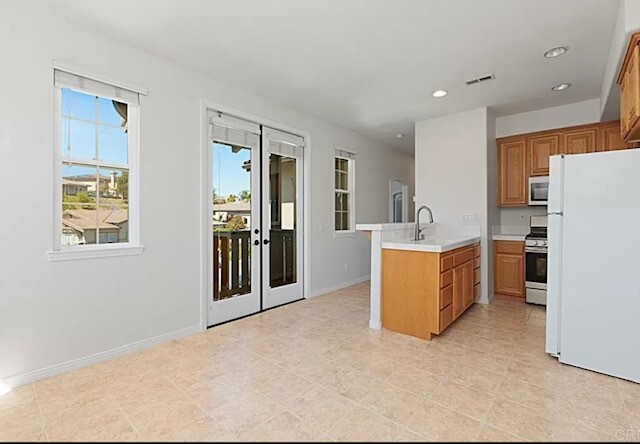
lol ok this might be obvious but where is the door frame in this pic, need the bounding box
[388,178,408,223]
[199,100,312,329]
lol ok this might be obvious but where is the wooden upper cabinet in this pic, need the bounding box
[529,134,559,176]
[599,121,633,151]
[618,32,640,142]
[563,128,597,155]
[498,139,526,206]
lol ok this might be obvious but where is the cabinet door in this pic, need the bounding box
[498,139,526,206]
[563,129,597,155]
[599,122,633,151]
[627,45,640,137]
[462,261,474,309]
[452,265,464,317]
[529,134,559,176]
[494,253,525,297]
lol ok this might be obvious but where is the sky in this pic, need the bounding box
[212,143,251,198]
[61,88,128,166]
[61,88,250,197]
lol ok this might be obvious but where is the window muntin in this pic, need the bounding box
[58,87,132,247]
[334,156,354,232]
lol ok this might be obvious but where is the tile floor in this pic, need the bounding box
[1,282,639,442]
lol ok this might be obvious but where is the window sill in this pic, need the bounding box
[48,245,145,262]
[334,231,356,239]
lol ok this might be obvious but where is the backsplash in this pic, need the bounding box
[500,207,547,226]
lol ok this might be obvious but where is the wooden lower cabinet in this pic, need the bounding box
[493,240,525,298]
[382,242,480,340]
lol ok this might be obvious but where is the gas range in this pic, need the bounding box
[525,216,547,306]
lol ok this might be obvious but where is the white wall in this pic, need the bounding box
[415,108,492,303]
[495,99,601,138]
[0,4,414,382]
[486,110,499,300]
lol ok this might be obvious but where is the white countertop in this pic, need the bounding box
[492,225,528,242]
[355,222,416,232]
[382,235,481,253]
[492,234,526,242]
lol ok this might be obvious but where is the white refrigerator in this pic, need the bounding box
[546,149,640,383]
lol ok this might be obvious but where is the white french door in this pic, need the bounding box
[261,128,305,309]
[207,113,304,326]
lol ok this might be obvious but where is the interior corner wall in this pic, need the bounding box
[0,3,414,383]
[486,110,499,300]
[414,107,491,303]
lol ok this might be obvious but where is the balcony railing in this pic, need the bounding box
[213,229,296,301]
[213,230,251,301]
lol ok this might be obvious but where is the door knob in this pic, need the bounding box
[254,229,260,234]
[253,240,260,246]
[263,239,270,245]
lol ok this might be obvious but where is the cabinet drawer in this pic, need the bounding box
[495,240,524,254]
[453,248,474,267]
[474,267,481,285]
[440,255,453,272]
[474,244,481,258]
[474,283,480,301]
[440,304,453,331]
[440,270,452,288]
[440,285,453,308]
[473,257,481,269]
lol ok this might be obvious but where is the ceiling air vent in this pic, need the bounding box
[466,73,495,86]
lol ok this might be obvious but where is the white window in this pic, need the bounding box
[50,68,145,260]
[334,147,356,234]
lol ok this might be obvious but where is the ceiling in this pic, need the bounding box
[47,0,621,151]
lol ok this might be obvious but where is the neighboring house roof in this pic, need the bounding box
[213,202,251,212]
[65,208,128,224]
[64,174,111,182]
[62,209,128,232]
[62,179,90,186]
[62,219,119,232]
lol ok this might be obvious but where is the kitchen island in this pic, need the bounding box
[356,222,482,338]
[382,236,480,340]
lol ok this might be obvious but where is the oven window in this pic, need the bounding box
[526,251,547,284]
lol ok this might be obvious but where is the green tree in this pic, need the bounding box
[63,191,94,210]
[227,194,237,203]
[239,190,251,202]
[226,215,246,231]
[116,171,129,201]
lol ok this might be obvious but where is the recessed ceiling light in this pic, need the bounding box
[544,46,568,58]
[432,90,447,98]
[551,83,571,91]
[395,134,404,139]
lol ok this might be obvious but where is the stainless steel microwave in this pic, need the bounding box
[528,176,549,206]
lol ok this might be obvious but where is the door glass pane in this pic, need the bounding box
[212,142,252,301]
[269,154,297,288]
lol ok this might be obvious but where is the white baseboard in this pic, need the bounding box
[308,275,370,298]
[369,320,382,330]
[4,324,202,388]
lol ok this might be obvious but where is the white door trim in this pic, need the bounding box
[199,100,311,330]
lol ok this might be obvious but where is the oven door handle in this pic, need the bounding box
[525,247,548,253]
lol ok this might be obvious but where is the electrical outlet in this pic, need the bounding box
[461,213,478,222]
[519,212,525,222]
[344,263,348,271]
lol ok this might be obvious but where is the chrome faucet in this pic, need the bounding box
[414,205,434,240]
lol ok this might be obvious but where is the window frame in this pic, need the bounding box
[333,150,356,237]
[49,79,143,261]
